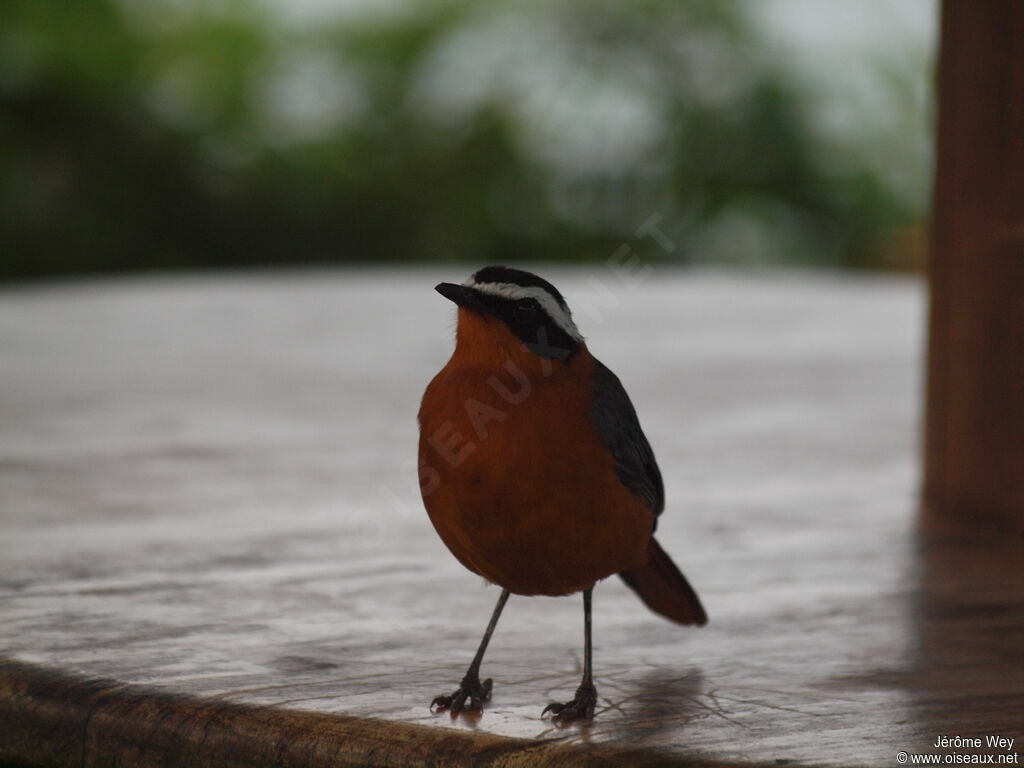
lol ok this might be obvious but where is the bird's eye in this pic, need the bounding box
[514,302,537,323]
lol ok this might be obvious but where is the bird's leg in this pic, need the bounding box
[543,588,598,723]
[431,588,509,715]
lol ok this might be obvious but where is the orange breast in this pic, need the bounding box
[418,310,653,596]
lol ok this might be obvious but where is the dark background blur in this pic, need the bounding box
[0,0,934,283]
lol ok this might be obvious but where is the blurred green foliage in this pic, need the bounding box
[0,0,929,281]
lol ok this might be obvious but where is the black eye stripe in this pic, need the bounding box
[466,275,583,345]
[514,303,537,322]
[465,278,581,360]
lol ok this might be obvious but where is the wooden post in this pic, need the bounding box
[924,0,1024,534]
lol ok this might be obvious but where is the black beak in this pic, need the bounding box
[435,282,486,311]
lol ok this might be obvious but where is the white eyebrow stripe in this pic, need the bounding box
[463,279,583,341]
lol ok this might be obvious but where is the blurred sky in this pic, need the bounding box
[753,0,936,201]
[0,0,938,280]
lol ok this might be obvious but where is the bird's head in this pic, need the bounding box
[436,266,583,362]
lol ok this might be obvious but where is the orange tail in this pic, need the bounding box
[619,538,707,626]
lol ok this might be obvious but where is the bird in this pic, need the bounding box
[418,265,706,723]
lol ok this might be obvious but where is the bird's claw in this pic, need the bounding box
[542,681,597,724]
[430,675,493,715]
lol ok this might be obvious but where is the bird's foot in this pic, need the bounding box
[542,681,597,723]
[430,673,493,715]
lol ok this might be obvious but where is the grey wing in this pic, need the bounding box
[589,358,665,518]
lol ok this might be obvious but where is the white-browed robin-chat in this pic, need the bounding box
[418,265,706,722]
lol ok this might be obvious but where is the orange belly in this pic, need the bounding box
[418,316,652,596]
